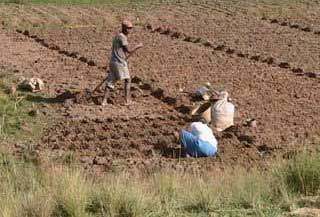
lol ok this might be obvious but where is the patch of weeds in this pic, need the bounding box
[275,151,320,195]
[0,71,52,143]
[85,195,105,215]
[52,201,72,217]
[60,152,77,166]
[0,151,14,167]
[20,143,40,165]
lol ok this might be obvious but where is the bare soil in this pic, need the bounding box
[0,2,319,172]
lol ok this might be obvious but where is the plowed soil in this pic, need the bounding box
[142,3,320,73]
[0,2,319,173]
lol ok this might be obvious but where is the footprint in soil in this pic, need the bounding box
[222,125,255,146]
[79,56,88,63]
[305,72,318,78]
[236,52,247,58]
[238,135,255,145]
[153,138,181,158]
[171,32,183,39]
[132,76,142,84]
[226,48,235,54]
[214,44,226,51]
[262,57,274,65]
[163,96,177,105]
[161,28,171,35]
[175,105,191,114]
[140,83,152,90]
[55,90,75,102]
[23,30,30,36]
[91,96,103,105]
[220,132,236,139]
[68,51,79,58]
[250,55,261,61]
[203,41,213,47]
[153,26,163,32]
[290,24,299,28]
[87,60,96,66]
[151,88,165,99]
[193,37,202,43]
[292,68,303,73]
[184,36,195,42]
[35,38,44,43]
[301,26,311,32]
[49,44,60,51]
[270,19,279,23]
[279,62,290,69]
[257,145,273,154]
[145,23,153,30]
[41,41,49,47]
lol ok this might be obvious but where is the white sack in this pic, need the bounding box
[211,91,235,131]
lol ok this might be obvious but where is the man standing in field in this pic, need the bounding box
[101,20,143,106]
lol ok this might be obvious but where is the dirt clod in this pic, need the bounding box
[279,62,290,69]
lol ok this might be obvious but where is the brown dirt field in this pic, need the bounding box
[184,0,320,27]
[141,3,320,73]
[0,2,319,172]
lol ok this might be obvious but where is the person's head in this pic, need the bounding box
[121,20,133,35]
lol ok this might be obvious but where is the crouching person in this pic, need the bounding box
[179,118,218,157]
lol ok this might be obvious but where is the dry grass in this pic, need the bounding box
[1,150,320,217]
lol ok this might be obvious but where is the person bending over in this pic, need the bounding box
[179,118,218,157]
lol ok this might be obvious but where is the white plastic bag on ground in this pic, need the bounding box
[195,82,212,100]
[211,91,235,131]
[19,77,44,92]
[196,86,210,100]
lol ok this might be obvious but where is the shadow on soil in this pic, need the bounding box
[25,89,102,105]
[154,146,183,158]
[25,94,63,104]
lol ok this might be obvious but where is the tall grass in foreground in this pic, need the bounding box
[275,152,320,196]
[0,151,319,217]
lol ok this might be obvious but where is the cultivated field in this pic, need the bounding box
[1,1,320,216]
[0,0,319,174]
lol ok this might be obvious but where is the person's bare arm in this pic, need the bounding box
[123,43,143,58]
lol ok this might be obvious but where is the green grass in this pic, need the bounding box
[0,72,52,143]
[1,150,320,217]
[275,152,320,196]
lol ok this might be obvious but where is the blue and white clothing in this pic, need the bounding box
[180,122,218,157]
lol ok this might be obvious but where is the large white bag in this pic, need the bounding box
[211,91,235,131]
